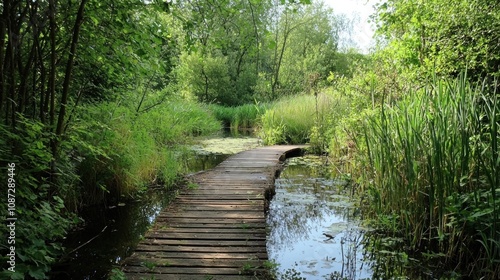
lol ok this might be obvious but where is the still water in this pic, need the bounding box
[267,156,372,280]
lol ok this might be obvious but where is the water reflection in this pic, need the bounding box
[51,191,173,279]
[183,152,231,172]
[267,157,372,280]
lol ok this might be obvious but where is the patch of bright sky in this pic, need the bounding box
[321,0,380,53]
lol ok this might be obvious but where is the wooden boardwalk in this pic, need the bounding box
[122,145,305,280]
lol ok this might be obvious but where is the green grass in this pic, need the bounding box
[258,93,335,146]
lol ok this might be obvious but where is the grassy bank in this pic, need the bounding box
[73,99,221,207]
[247,73,500,278]
[208,103,269,131]
[258,92,339,148]
[207,91,351,153]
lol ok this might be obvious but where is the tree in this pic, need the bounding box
[174,0,274,105]
[261,1,342,97]
[375,0,500,83]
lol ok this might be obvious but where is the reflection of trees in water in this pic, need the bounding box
[177,151,229,173]
[268,158,372,279]
[329,227,368,280]
[267,175,353,253]
[267,196,329,251]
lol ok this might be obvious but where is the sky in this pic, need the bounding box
[322,0,380,53]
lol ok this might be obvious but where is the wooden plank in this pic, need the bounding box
[125,257,263,267]
[175,195,264,200]
[125,274,254,280]
[172,205,263,211]
[173,200,264,206]
[123,266,263,275]
[140,239,264,247]
[155,218,264,224]
[124,251,267,260]
[157,211,264,219]
[135,245,266,253]
[149,223,266,229]
[147,227,265,234]
[146,232,266,240]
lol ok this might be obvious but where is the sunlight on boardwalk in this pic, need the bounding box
[122,145,305,279]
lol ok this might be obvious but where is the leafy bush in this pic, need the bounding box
[0,118,77,279]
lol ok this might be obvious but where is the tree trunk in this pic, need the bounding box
[55,0,88,139]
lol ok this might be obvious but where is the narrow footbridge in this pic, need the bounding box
[122,145,305,280]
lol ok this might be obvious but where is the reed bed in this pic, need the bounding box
[208,103,268,130]
[362,75,499,277]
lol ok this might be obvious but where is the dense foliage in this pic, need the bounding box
[254,0,500,278]
[1,0,499,278]
[0,0,347,277]
[375,0,500,83]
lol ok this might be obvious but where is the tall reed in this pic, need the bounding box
[362,75,499,277]
[208,103,269,130]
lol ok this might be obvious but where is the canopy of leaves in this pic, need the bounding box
[375,0,500,82]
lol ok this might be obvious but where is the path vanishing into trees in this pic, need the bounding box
[122,145,306,279]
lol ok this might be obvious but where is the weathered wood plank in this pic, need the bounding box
[148,227,265,233]
[174,199,265,206]
[125,256,263,267]
[172,205,263,211]
[157,211,264,219]
[146,232,266,240]
[122,145,305,278]
[175,195,264,200]
[123,266,265,275]
[135,245,266,253]
[150,223,266,230]
[125,251,267,260]
[125,274,254,280]
[155,218,264,224]
[140,239,264,247]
